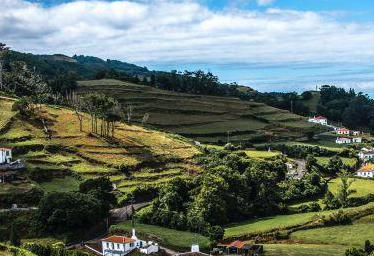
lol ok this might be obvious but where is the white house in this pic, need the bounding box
[101,230,145,256]
[358,148,374,161]
[139,242,159,255]
[336,137,351,144]
[352,137,362,143]
[308,116,328,125]
[352,131,361,136]
[357,165,374,178]
[0,147,12,164]
[336,128,350,135]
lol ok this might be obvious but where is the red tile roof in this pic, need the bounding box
[228,240,245,249]
[0,147,12,150]
[314,116,327,120]
[101,236,135,244]
[337,128,350,132]
[359,165,374,172]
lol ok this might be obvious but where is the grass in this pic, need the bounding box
[77,79,322,143]
[0,97,201,195]
[110,221,210,251]
[38,176,81,193]
[243,150,281,159]
[224,203,374,238]
[328,178,374,197]
[263,243,346,256]
[316,157,357,168]
[0,98,16,131]
[291,214,374,247]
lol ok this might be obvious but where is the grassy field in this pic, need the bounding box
[263,243,346,256]
[244,150,281,159]
[291,214,374,247]
[224,203,374,238]
[110,221,210,251]
[0,97,201,195]
[328,178,374,197]
[77,79,322,144]
[316,157,357,168]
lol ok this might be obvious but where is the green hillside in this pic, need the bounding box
[77,79,322,144]
[0,97,201,203]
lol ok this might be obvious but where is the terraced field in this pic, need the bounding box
[0,97,201,199]
[77,79,321,144]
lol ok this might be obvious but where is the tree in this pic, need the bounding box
[0,43,9,91]
[9,224,21,247]
[365,240,374,255]
[323,190,340,210]
[336,171,356,208]
[37,192,107,234]
[326,156,344,177]
[141,113,150,125]
[208,225,224,244]
[126,104,134,124]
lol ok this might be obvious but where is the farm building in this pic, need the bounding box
[217,240,264,256]
[358,148,374,161]
[352,137,362,143]
[336,128,350,135]
[357,165,374,178]
[308,116,328,125]
[101,230,147,256]
[352,131,361,136]
[336,137,351,144]
[0,147,12,164]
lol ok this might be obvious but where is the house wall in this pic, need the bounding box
[101,240,145,256]
[0,149,12,164]
[357,171,374,178]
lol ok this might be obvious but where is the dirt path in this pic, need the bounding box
[110,202,151,222]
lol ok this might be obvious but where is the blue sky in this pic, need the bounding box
[3,0,374,97]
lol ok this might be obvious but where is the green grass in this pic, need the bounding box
[224,203,374,238]
[291,215,374,247]
[110,221,210,251]
[316,157,357,167]
[77,79,321,143]
[263,243,346,256]
[243,150,281,159]
[328,178,374,197]
[39,176,81,193]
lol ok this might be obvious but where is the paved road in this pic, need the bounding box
[0,207,37,213]
[294,159,307,179]
[110,202,150,222]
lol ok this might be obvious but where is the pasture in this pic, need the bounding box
[77,79,321,144]
[110,221,210,251]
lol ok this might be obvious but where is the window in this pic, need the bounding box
[106,243,109,248]
[130,243,134,247]
[117,244,120,249]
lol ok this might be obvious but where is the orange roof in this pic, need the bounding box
[337,128,350,132]
[228,240,245,249]
[0,147,12,150]
[359,165,374,172]
[314,116,326,120]
[101,236,135,244]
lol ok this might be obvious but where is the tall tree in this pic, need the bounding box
[0,43,9,91]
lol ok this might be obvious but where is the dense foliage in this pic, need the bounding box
[136,150,326,237]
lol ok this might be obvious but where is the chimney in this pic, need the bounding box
[131,229,137,240]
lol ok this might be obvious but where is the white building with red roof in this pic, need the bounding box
[101,229,146,256]
[336,128,350,135]
[336,137,351,144]
[0,147,12,164]
[357,165,374,178]
[308,116,328,125]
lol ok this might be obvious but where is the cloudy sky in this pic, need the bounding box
[2,0,374,96]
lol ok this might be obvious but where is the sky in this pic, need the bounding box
[2,0,374,96]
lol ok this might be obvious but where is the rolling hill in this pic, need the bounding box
[77,79,323,144]
[0,96,201,203]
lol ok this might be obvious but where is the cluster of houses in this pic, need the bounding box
[356,147,374,178]
[85,230,263,256]
[308,116,363,144]
[85,229,160,256]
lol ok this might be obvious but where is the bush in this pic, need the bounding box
[323,210,352,226]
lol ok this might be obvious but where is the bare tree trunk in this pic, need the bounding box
[112,121,115,138]
[75,109,83,132]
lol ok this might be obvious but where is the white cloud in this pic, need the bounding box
[1,0,374,69]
